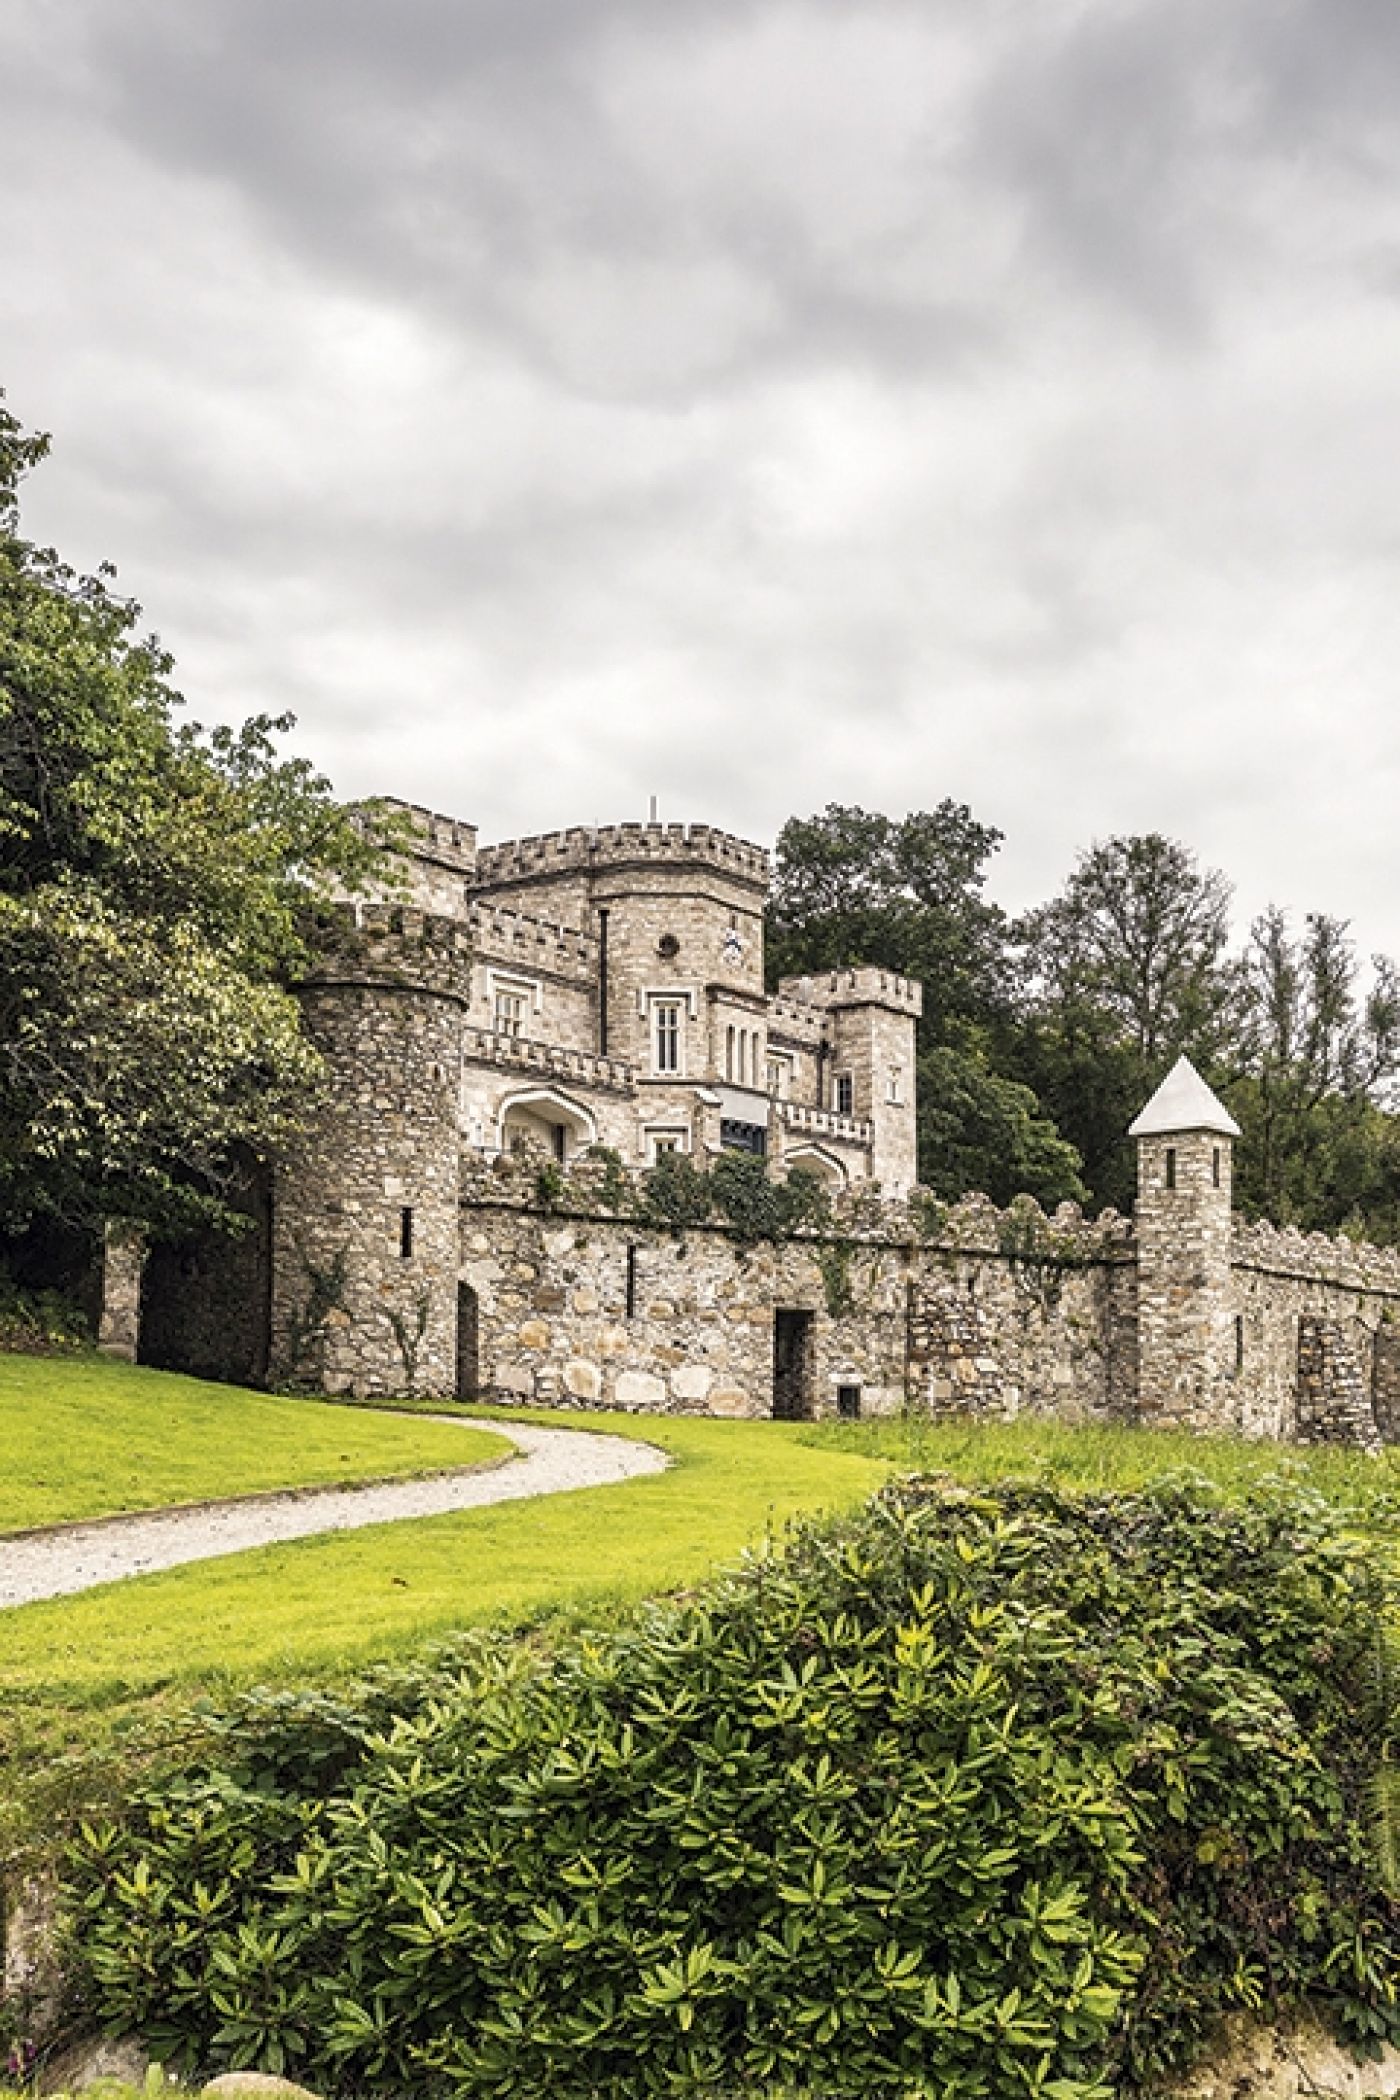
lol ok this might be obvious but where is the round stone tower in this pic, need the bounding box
[1129,1054,1241,1430]
[269,902,471,1398]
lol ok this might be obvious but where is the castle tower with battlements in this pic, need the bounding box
[376,802,923,1191]
[268,901,472,1396]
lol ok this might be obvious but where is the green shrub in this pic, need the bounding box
[65,1480,1398,2098]
[0,1265,91,1353]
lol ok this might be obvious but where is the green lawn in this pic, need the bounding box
[3,1366,1394,1719]
[804,1411,1400,1534]
[0,1354,509,1531]
[0,1402,895,1701]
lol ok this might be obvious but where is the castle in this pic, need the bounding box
[104,806,1397,1450]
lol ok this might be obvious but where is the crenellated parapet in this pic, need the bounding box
[300,899,474,1003]
[475,821,770,890]
[776,968,924,1016]
[458,1151,1134,1262]
[1232,1214,1400,1297]
[469,903,599,979]
[927,1191,1135,1264]
[766,995,829,1044]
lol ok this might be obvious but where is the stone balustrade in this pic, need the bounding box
[461,1025,634,1093]
[778,1100,873,1144]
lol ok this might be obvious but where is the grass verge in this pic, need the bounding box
[801,1410,1400,1537]
[0,1354,508,1532]
[0,1406,894,1704]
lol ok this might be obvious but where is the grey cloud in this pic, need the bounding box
[5,0,1400,959]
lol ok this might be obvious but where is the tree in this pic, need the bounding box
[767,801,1010,1041]
[1015,836,1239,1209]
[1231,907,1400,1233]
[767,802,1085,1205]
[0,396,378,1238]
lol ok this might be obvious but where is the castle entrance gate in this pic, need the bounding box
[773,1309,815,1420]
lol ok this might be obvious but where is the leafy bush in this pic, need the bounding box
[66,1481,1398,2098]
[0,1265,90,1352]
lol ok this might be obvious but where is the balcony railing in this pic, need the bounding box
[462,1026,634,1093]
[778,1100,872,1144]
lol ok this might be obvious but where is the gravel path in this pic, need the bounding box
[0,1416,669,1609]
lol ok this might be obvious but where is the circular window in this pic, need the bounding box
[657,932,680,959]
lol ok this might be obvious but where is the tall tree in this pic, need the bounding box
[1015,835,1238,1209]
[0,396,377,1237]
[768,803,1084,1206]
[1231,907,1400,1232]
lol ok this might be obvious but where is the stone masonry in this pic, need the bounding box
[104,805,1398,1455]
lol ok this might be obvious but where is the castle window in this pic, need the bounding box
[1165,1147,1177,1191]
[836,1383,862,1420]
[726,1024,735,1080]
[767,1054,792,1101]
[834,1073,854,1117]
[1234,1313,1245,1372]
[654,1000,682,1074]
[494,988,526,1038]
[625,1244,638,1319]
[1212,1146,1221,1188]
[887,1066,902,1105]
[399,1207,414,1259]
[646,1127,688,1163]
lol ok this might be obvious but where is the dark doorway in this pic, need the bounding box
[773,1309,815,1420]
[456,1282,480,1402]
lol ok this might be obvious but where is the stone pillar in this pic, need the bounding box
[97,1223,146,1360]
[1129,1056,1240,1431]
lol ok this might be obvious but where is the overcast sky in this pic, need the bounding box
[4,0,1400,955]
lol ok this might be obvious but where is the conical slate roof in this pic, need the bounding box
[1128,1055,1241,1139]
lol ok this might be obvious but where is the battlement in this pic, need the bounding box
[300,899,473,1001]
[474,821,770,891]
[776,968,924,1016]
[1232,1214,1400,1296]
[377,799,479,873]
[469,903,598,978]
[766,995,829,1043]
[457,1152,1132,1259]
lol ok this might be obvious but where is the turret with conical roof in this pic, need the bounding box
[1131,1055,1239,1429]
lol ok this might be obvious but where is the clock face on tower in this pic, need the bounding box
[721,928,744,967]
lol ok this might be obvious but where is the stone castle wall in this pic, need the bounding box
[123,1133,1400,1448]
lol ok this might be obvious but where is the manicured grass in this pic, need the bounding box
[0,1406,894,1701]
[0,1354,509,1531]
[800,1411,1400,1535]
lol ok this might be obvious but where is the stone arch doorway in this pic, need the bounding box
[785,1146,848,1192]
[497,1086,597,1166]
[456,1282,480,1402]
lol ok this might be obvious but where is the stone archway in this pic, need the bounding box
[785,1145,849,1192]
[496,1086,598,1166]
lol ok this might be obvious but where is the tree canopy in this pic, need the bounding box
[0,398,377,1237]
[771,804,1400,1236]
[767,804,1085,1207]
